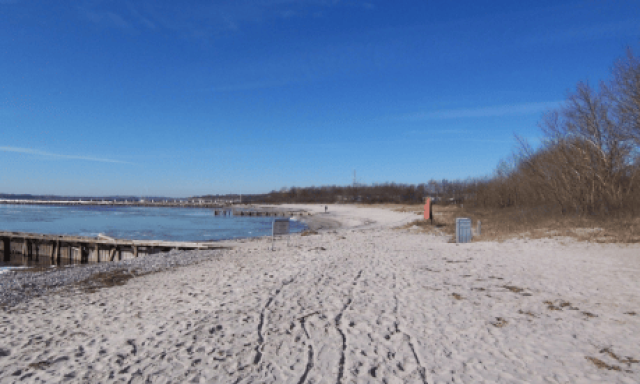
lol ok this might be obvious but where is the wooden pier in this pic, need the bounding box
[1,231,223,265]
[214,209,311,217]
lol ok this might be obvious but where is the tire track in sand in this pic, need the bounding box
[254,276,297,365]
[335,269,362,384]
[296,314,315,384]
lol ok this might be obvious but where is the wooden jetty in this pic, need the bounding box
[1,231,223,265]
[215,209,312,217]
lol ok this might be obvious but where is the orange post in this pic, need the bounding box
[424,197,431,221]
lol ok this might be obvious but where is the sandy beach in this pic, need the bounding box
[1,204,639,383]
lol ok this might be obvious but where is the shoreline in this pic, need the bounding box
[298,213,342,231]
[255,203,419,231]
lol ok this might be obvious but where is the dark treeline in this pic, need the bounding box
[251,180,468,204]
[253,48,640,215]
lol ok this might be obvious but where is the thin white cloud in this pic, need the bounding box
[402,101,562,121]
[0,146,134,164]
[406,129,471,135]
[406,137,514,144]
[525,19,640,46]
[78,0,369,36]
[210,79,292,92]
[81,8,134,32]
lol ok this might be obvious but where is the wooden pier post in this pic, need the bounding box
[95,244,100,262]
[3,237,10,262]
[133,245,138,258]
[26,240,32,260]
[53,241,59,264]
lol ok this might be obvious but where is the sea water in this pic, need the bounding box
[0,204,306,242]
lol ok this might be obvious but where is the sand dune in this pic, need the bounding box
[1,205,639,383]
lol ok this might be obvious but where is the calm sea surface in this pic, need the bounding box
[0,204,306,242]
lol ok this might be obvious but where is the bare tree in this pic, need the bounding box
[607,49,640,147]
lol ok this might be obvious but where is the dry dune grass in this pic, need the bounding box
[356,203,424,214]
[396,204,640,243]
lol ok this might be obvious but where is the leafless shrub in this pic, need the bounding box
[608,49,640,147]
[468,48,640,220]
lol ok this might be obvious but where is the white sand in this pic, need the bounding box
[1,205,639,383]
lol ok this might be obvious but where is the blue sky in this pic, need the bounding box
[1,0,639,197]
